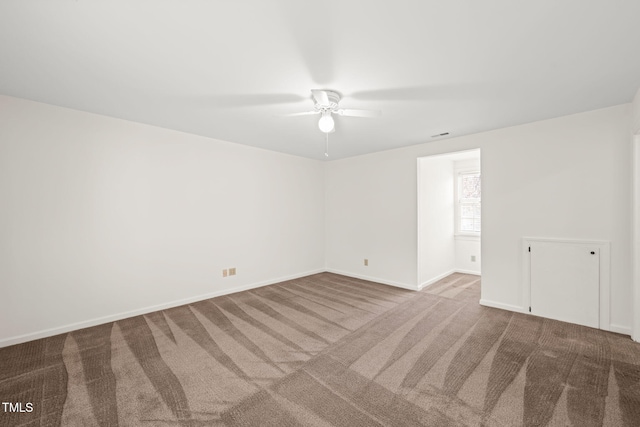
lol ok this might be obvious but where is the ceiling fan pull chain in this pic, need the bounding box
[325,133,329,157]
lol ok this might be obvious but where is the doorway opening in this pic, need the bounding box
[417,149,481,288]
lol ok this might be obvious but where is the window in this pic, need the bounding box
[457,171,481,234]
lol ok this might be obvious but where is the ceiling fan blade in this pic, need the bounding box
[337,108,381,118]
[282,111,319,117]
[311,90,330,106]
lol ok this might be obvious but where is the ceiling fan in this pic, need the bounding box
[285,89,381,133]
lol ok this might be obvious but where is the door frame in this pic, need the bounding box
[633,134,640,341]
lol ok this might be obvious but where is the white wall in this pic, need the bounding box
[326,104,632,333]
[455,237,481,275]
[1,95,634,344]
[633,87,640,341]
[0,95,325,346]
[418,156,455,287]
[325,151,418,289]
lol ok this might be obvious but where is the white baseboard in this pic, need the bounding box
[325,269,419,291]
[0,268,325,348]
[419,270,456,290]
[479,299,526,313]
[479,300,632,337]
[609,324,632,336]
[454,269,481,276]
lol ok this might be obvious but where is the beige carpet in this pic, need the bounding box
[1,272,640,426]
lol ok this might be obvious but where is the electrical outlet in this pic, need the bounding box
[471,255,476,262]
[229,267,236,276]
[222,269,228,277]
[364,259,368,266]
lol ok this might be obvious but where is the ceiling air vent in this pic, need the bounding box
[431,132,450,138]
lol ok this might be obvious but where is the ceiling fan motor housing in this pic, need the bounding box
[316,90,341,111]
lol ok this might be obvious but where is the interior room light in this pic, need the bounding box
[318,111,335,133]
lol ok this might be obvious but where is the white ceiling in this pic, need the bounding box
[1,1,639,160]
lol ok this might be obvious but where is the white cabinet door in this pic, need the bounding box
[530,241,599,328]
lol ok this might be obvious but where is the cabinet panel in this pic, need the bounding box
[530,241,599,328]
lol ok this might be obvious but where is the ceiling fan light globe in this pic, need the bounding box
[318,113,335,133]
